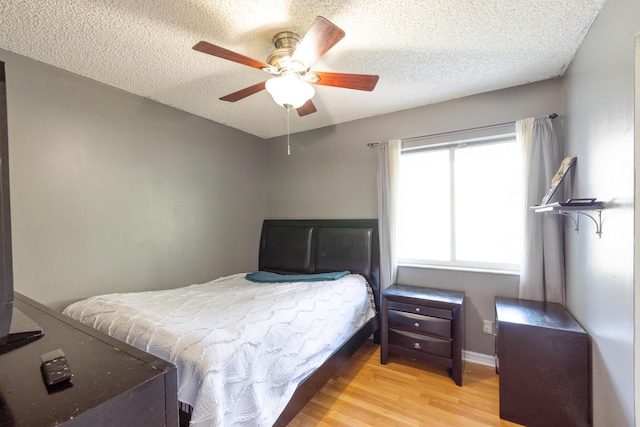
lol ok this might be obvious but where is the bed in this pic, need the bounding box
[63,219,380,427]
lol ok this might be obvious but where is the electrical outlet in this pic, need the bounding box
[483,320,494,335]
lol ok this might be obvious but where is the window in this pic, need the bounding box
[396,130,522,272]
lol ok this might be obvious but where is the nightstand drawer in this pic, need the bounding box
[388,310,451,339]
[388,329,451,358]
[388,301,452,320]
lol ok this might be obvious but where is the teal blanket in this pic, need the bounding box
[245,270,350,283]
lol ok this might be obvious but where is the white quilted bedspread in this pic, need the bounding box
[63,273,375,427]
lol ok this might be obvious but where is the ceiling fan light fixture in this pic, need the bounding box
[194,16,378,116]
[265,74,315,109]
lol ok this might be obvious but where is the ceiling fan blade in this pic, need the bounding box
[193,41,271,70]
[313,71,379,91]
[296,99,317,117]
[291,16,345,69]
[219,81,267,102]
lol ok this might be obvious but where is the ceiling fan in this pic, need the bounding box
[193,16,379,117]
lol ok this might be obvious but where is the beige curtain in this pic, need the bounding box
[518,117,566,304]
[377,140,401,293]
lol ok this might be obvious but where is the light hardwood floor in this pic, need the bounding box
[288,340,522,427]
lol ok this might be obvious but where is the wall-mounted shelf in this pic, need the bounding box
[532,201,604,237]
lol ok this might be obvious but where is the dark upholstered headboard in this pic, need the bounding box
[259,219,380,309]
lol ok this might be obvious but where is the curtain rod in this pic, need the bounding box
[367,113,558,148]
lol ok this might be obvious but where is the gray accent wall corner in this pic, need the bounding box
[0,49,267,311]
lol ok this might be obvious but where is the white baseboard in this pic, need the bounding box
[463,350,496,367]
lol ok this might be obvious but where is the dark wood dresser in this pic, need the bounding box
[0,293,178,426]
[380,284,464,386]
[495,296,591,427]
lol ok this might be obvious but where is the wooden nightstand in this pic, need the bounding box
[495,297,591,426]
[381,284,464,386]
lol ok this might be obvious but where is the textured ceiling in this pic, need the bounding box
[0,1,605,139]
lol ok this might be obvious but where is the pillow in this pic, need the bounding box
[245,270,350,283]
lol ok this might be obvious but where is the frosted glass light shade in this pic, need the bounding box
[265,75,315,109]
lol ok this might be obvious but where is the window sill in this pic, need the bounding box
[398,263,520,276]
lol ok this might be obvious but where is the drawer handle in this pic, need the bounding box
[415,307,421,313]
[414,322,420,328]
[413,342,421,349]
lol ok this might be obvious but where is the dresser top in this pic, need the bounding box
[0,294,176,426]
[495,296,586,333]
[383,284,464,305]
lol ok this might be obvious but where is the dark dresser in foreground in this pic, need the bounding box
[495,296,591,427]
[381,284,464,386]
[0,293,178,426]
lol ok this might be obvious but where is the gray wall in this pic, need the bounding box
[3,5,635,422]
[561,0,638,425]
[636,35,640,427]
[266,78,563,356]
[1,49,267,311]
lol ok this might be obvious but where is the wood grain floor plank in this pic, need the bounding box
[288,340,522,427]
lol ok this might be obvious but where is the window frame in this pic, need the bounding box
[396,129,521,274]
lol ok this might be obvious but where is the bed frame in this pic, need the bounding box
[261,219,381,426]
[258,219,380,306]
[259,219,380,426]
[179,219,380,426]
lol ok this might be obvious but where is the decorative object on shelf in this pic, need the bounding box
[531,156,604,237]
[540,156,576,205]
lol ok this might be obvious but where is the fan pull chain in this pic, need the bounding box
[286,106,291,155]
